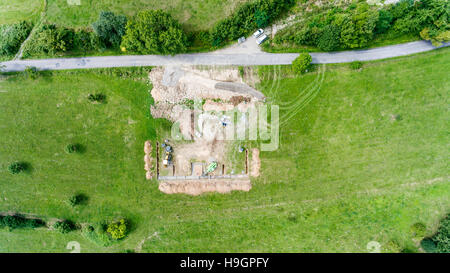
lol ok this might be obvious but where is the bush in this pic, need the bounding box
[23,24,75,57]
[292,53,312,75]
[24,66,39,79]
[68,194,87,207]
[420,238,438,253]
[0,214,45,230]
[106,219,128,240]
[65,143,80,154]
[53,220,76,233]
[8,161,27,174]
[87,93,106,103]
[121,10,187,55]
[338,3,379,49]
[430,215,450,253]
[0,21,32,56]
[92,11,127,48]
[375,9,393,34]
[74,29,101,53]
[317,25,341,51]
[349,61,363,70]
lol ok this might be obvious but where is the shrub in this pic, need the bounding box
[375,9,393,34]
[349,61,363,70]
[74,29,101,53]
[121,10,187,55]
[0,214,45,230]
[0,21,32,56]
[92,11,127,48]
[292,53,312,75]
[106,219,128,240]
[53,220,76,233]
[24,66,39,79]
[87,93,106,103]
[338,3,379,49]
[420,238,438,253]
[317,25,341,51]
[8,161,26,174]
[68,194,87,207]
[23,24,75,57]
[65,143,80,154]
[430,215,450,253]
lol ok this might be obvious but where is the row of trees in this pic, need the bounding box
[11,0,295,57]
[274,0,449,51]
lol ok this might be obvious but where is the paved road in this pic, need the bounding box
[1,41,448,72]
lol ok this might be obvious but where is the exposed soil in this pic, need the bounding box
[149,66,265,195]
[159,178,252,196]
[250,148,261,177]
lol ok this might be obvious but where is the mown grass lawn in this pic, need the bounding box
[0,49,449,252]
[0,0,44,25]
[45,0,247,31]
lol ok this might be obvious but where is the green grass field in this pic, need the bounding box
[0,0,44,25]
[45,0,246,31]
[0,49,449,252]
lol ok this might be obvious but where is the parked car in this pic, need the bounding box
[253,28,264,38]
[256,34,268,45]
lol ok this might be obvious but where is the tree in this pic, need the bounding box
[74,29,100,54]
[375,9,393,34]
[23,24,75,56]
[255,10,270,28]
[106,219,128,240]
[338,4,379,49]
[92,11,127,48]
[121,10,187,55]
[292,53,312,75]
[317,25,341,51]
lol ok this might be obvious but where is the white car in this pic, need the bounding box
[253,28,264,38]
[256,34,268,45]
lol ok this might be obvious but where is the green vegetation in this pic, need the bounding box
[92,11,127,49]
[0,214,46,230]
[0,48,448,252]
[121,10,188,55]
[292,52,312,74]
[65,144,80,154]
[349,61,363,70]
[0,21,32,57]
[0,0,294,58]
[22,24,101,58]
[8,161,28,174]
[208,0,295,47]
[68,194,87,207]
[421,215,450,253]
[45,0,245,32]
[53,220,76,233]
[106,219,128,240]
[268,0,449,52]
